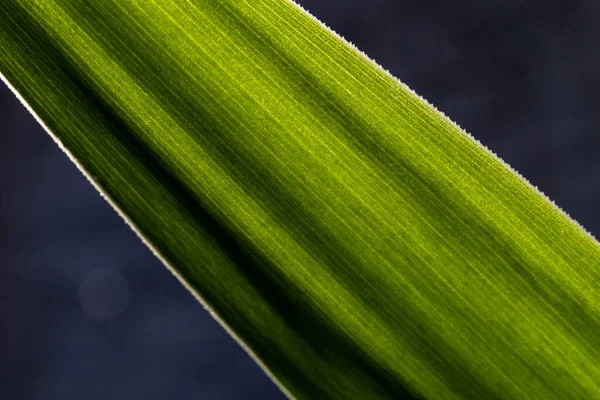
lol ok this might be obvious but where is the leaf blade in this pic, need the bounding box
[2,1,600,398]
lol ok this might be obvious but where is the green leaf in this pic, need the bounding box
[1,1,599,399]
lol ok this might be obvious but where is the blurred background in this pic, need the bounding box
[1,0,598,399]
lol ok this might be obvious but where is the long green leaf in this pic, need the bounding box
[2,1,600,399]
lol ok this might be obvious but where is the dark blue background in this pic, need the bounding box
[1,1,599,399]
